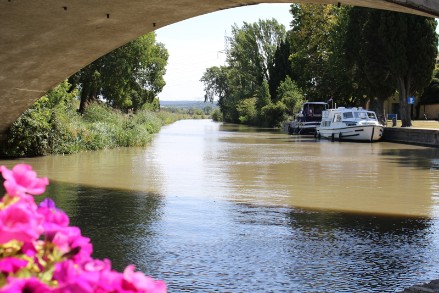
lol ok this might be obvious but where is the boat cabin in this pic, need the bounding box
[296,102,329,123]
[289,102,329,134]
[321,107,379,128]
[317,107,383,141]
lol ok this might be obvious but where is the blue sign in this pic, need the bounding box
[408,96,415,104]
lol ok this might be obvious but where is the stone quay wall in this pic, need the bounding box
[382,127,439,147]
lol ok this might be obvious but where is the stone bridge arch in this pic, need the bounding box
[0,0,438,136]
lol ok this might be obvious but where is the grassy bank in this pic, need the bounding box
[0,84,208,158]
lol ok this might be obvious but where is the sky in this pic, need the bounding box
[155,3,293,101]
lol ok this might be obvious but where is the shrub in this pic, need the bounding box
[211,109,223,122]
[261,101,288,127]
[236,98,257,124]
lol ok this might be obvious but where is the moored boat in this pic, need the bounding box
[316,107,384,142]
[288,102,328,134]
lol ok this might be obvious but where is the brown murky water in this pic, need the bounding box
[2,119,439,292]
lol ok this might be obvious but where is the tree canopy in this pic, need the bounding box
[70,33,169,113]
[349,9,437,126]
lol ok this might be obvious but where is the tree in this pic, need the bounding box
[342,8,438,125]
[201,66,229,103]
[3,81,78,157]
[276,76,304,115]
[202,19,287,124]
[344,7,396,119]
[261,101,288,127]
[70,33,168,113]
[288,4,341,101]
[236,98,257,124]
[226,19,286,99]
[319,6,361,105]
[200,66,240,122]
[256,80,271,115]
[360,10,437,126]
[268,39,294,101]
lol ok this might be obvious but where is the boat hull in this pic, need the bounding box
[317,125,384,142]
[288,121,320,134]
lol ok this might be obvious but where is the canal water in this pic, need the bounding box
[2,119,439,292]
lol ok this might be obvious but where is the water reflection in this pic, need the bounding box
[45,182,164,273]
[0,147,164,193]
[380,147,439,170]
[287,209,434,285]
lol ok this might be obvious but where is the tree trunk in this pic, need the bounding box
[78,91,88,114]
[370,97,386,125]
[397,77,412,127]
[78,86,98,114]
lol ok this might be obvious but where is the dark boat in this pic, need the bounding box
[288,102,329,134]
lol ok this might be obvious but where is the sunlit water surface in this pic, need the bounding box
[3,119,439,292]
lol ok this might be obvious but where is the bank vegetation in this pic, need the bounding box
[0,81,209,158]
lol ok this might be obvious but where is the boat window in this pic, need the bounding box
[334,114,342,122]
[313,104,327,115]
[367,112,377,119]
[354,112,367,119]
[343,112,353,119]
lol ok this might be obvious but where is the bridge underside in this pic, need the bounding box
[0,0,438,136]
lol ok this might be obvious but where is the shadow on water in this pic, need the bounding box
[228,203,437,292]
[380,147,439,170]
[44,181,165,273]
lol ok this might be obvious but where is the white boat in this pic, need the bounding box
[316,107,384,142]
[288,102,329,134]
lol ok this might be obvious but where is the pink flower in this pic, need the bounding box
[53,260,95,293]
[121,265,167,293]
[54,259,121,293]
[0,164,49,197]
[21,241,38,257]
[0,200,44,244]
[83,259,112,273]
[81,259,116,292]
[38,198,69,238]
[0,277,52,293]
[52,226,93,262]
[0,257,28,274]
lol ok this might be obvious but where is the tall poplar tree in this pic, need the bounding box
[226,19,286,99]
[268,39,294,101]
[202,19,286,124]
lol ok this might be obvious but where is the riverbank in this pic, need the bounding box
[382,120,439,147]
[382,126,439,147]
